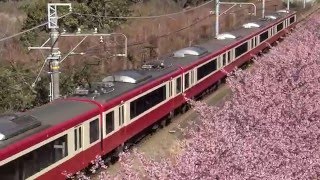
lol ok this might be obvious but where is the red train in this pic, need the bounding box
[0,10,297,180]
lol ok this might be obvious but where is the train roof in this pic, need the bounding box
[71,11,295,104]
[0,100,98,149]
[73,65,179,104]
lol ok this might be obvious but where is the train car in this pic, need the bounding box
[0,10,297,180]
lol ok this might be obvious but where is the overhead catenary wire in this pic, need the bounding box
[81,4,280,54]
[0,1,281,59]
[127,8,276,47]
[0,22,48,43]
[0,12,72,43]
[0,1,278,43]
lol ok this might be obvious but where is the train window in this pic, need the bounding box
[259,31,268,42]
[235,42,248,57]
[0,160,17,180]
[37,135,68,171]
[53,135,68,160]
[106,111,114,134]
[197,59,217,81]
[185,73,190,89]
[277,22,283,32]
[176,77,182,94]
[0,134,69,179]
[290,16,295,24]
[90,119,99,143]
[130,85,166,119]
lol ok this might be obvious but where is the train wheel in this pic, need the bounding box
[181,104,189,114]
[151,124,159,134]
[166,111,174,125]
[160,118,167,128]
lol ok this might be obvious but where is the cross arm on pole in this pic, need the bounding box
[60,36,88,63]
[60,32,128,58]
[215,0,257,38]
[219,2,257,16]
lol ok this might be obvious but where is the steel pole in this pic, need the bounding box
[50,28,60,100]
[287,0,290,10]
[215,0,220,37]
[262,0,265,18]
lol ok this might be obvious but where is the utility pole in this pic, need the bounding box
[29,3,72,101]
[262,0,265,18]
[215,0,220,38]
[47,3,72,101]
[49,29,60,101]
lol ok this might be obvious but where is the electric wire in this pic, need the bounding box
[0,12,71,43]
[80,4,280,55]
[0,1,276,43]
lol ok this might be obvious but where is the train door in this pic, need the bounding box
[104,110,115,137]
[164,79,174,119]
[183,72,190,92]
[229,49,234,62]
[270,28,272,37]
[174,76,182,96]
[251,37,256,49]
[217,56,221,69]
[274,26,277,35]
[82,116,101,160]
[168,80,173,98]
[117,104,126,141]
[119,105,125,127]
[255,36,258,48]
[73,124,83,166]
[221,53,227,67]
[190,70,195,87]
[284,18,288,28]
